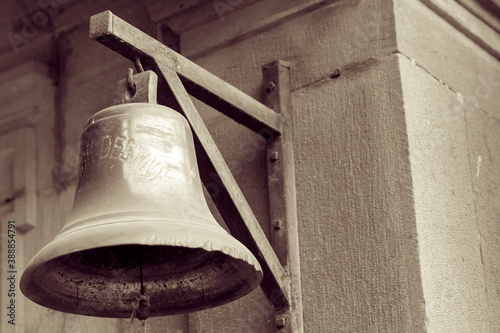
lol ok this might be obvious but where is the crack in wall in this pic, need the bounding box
[292,50,400,93]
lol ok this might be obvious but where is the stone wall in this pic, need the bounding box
[396,0,500,331]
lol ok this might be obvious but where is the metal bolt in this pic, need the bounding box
[330,68,341,78]
[273,220,283,230]
[270,151,278,162]
[126,68,136,98]
[276,316,287,328]
[265,81,276,93]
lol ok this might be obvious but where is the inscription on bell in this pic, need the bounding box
[80,133,172,180]
[98,135,130,161]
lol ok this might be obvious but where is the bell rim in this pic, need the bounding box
[20,218,263,317]
[22,217,262,277]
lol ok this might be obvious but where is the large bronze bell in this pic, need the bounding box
[20,102,263,318]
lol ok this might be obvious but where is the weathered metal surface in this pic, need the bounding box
[113,70,158,105]
[263,60,303,332]
[20,102,263,318]
[157,62,290,310]
[89,10,283,136]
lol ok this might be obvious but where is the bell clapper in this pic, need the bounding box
[139,246,145,295]
[130,250,151,326]
[130,295,151,331]
[128,308,149,333]
[136,299,151,320]
[136,248,151,320]
[136,299,150,333]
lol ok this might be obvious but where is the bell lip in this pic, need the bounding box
[22,216,262,274]
[20,218,263,316]
[84,103,188,129]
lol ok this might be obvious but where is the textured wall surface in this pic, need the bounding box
[291,55,424,332]
[396,0,500,331]
[401,55,490,332]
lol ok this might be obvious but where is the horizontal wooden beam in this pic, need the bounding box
[158,62,290,309]
[89,10,283,137]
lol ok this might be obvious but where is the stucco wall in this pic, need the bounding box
[396,0,500,331]
[185,1,426,332]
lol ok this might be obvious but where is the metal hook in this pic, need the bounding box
[134,57,145,73]
[126,68,136,97]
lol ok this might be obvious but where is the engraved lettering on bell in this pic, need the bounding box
[79,133,175,180]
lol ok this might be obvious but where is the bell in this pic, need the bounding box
[20,103,263,318]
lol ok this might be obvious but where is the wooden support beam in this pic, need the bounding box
[157,62,290,309]
[89,10,283,136]
[263,61,303,332]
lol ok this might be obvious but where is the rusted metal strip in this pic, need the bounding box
[157,61,290,309]
[263,60,303,332]
[89,10,283,137]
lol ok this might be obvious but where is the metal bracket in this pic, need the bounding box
[113,70,158,105]
[263,60,303,332]
[89,10,302,332]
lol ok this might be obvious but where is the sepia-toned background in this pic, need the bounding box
[1,0,500,332]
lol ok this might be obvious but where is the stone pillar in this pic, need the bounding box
[396,0,500,331]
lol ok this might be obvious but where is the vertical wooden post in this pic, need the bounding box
[263,61,303,333]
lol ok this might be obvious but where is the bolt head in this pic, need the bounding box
[270,151,279,162]
[265,81,276,93]
[276,316,287,328]
[273,220,283,230]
